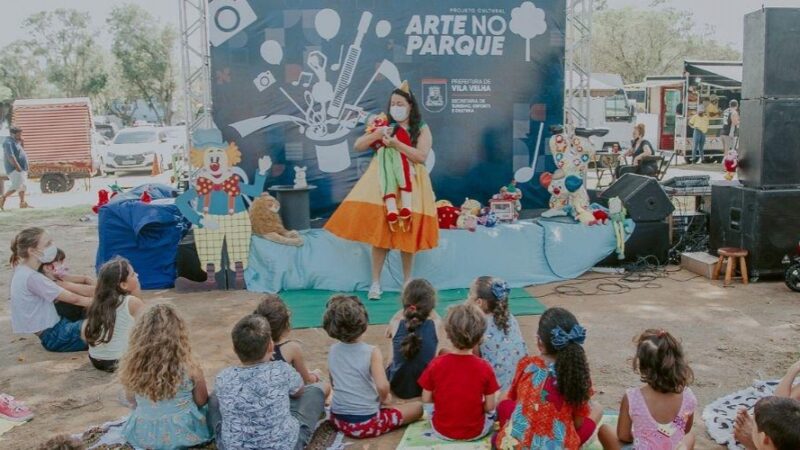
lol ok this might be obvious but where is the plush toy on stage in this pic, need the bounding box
[175,129,272,291]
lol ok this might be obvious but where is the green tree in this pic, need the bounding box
[107,3,178,125]
[592,6,740,84]
[23,9,107,97]
[0,40,46,99]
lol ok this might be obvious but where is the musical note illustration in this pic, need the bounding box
[291,72,313,88]
[331,45,345,71]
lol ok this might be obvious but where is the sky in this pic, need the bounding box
[0,0,796,51]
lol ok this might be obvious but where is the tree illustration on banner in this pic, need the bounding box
[510,1,548,62]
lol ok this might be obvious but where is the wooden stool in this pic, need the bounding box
[713,247,749,286]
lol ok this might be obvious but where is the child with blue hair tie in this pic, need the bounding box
[494,307,603,449]
[467,276,527,395]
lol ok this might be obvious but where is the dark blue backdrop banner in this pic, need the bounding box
[208,0,565,216]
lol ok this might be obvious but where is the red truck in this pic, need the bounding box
[11,98,95,193]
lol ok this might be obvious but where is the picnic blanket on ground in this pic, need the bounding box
[702,379,783,449]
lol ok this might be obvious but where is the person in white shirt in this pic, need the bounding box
[9,228,92,352]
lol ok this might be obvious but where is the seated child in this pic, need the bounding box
[467,276,527,393]
[254,294,330,396]
[419,304,500,441]
[735,359,800,449]
[614,329,697,450]
[81,257,145,372]
[386,279,441,399]
[39,248,95,321]
[324,295,423,438]
[119,304,212,449]
[212,314,328,450]
[495,307,602,449]
[748,397,800,450]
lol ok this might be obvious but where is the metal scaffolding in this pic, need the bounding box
[178,0,214,153]
[565,0,593,128]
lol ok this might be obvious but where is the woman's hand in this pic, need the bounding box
[381,134,399,148]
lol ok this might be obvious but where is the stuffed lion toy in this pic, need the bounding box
[249,193,304,246]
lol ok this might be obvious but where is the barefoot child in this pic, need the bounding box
[255,294,331,396]
[324,295,423,438]
[468,276,527,393]
[495,307,602,449]
[81,257,145,372]
[119,304,212,449]
[419,304,500,441]
[615,329,697,449]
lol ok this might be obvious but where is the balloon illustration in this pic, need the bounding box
[260,40,283,65]
[315,9,341,41]
[375,20,391,38]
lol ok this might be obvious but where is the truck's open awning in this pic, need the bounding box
[685,61,742,89]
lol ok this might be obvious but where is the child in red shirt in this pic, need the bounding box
[419,304,500,440]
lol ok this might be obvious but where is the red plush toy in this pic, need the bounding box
[591,209,610,225]
[140,191,152,203]
[92,189,110,214]
[436,200,460,229]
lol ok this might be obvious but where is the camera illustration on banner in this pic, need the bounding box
[208,0,257,47]
[229,8,404,173]
[253,70,276,92]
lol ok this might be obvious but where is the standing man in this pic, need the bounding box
[688,107,709,164]
[722,99,740,153]
[1,126,30,210]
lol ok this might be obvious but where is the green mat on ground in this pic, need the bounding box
[278,288,545,329]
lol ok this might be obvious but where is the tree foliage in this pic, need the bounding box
[107,4,177,125]
[0,40,46,99]
[23,9,107,97]
[592,6,741,84]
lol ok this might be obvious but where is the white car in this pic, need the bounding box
[102,127,172,175]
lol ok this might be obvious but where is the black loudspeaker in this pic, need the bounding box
[710,182,800,278]
[738,98,800,188]
[743,8,800,99]
[599,221,670,266]
[600,174,675,222]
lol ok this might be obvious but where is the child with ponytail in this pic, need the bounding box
[385,279,442,399]
[495,307,602,449]
[9,228,92,352]
[468,276,527,392]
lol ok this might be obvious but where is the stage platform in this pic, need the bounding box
[245,217,634,293]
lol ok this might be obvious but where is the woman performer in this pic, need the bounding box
[325,81,438,300]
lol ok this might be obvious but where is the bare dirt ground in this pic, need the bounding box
[1,207,798,449]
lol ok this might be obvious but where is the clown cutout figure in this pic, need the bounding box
[175,129,271,291]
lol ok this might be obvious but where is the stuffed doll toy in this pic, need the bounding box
[478,207,498,227]
[723,148,738,181]
[539,169,595,225]
[609,197,628,259]
[436,199,460,229]
[456,207,478,231]
[461,198,482,217]
[175,129,272,291]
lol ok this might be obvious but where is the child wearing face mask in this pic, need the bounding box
[9,228,92,352]
[38,248,96,321]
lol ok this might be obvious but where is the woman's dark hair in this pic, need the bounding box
[474,276,510,334]
[84,257,132,347]
[323,295,369,343]
[386,88,422,146]
[399,279,437,360]
[537,307,592,407]
[633,329,694,394]
[38,248,66,274]
[254,294,291,342]
[9,227,45,266]
[445,304,486,350]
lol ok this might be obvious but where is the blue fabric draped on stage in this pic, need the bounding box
[245,218,634,293]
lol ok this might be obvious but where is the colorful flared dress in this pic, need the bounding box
[325,123,439,253]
